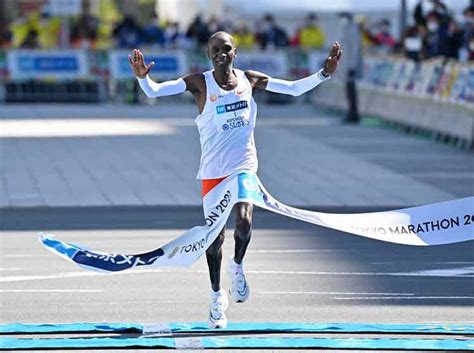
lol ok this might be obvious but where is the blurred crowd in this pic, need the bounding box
[0,0,473,62]
[400,0,474,61]
[0,8,326,52]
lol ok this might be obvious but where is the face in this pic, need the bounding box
[208,35,236,70]
[427,16,439,32]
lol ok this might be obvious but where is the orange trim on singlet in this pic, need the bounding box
[201,176,227,197]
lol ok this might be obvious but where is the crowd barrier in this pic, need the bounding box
[0,48,328,102]
[313,56,474,148]
[0,49,473,146]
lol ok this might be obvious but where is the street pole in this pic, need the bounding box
[400,0,407,41]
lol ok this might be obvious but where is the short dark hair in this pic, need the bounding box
[208,31,235,47]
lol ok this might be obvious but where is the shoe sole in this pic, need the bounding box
[228,287,249,303]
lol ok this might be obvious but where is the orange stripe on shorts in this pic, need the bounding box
[201,176,227,197]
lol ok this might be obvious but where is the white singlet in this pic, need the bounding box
[195,69,258,179]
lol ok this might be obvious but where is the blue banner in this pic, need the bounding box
[7,50,89,80]
[110,50,187,80]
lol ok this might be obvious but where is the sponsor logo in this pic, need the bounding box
[238,173,263,200]
[216,100,248,115]
[221,116,249,131]
[75,248,165,271]
[210,94,218,102]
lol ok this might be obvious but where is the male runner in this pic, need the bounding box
[129,31,341,329]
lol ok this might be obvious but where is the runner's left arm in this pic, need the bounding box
[129,49,187,98]
[246,42,342,96]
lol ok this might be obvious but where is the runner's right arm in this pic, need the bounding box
[129,49,206,112]
[129,49,186,98]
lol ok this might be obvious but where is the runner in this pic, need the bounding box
[129,31,342,329]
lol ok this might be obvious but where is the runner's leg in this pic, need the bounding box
[206,227,225,292]
[233,202,253,264]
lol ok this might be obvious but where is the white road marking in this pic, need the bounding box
[371,261,473,265]
[332,296,474,300]
[0,268,23,271]
[260,291,415,296]
[395,266,474,277]
[248,249,350,253]
[3,254,35,258]
[94,300,203,305]
[0,119,176,137]
[1,266,472,283]
[246,270,474,278]
[0,289,103,293]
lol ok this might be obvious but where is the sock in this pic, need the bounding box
[211,288,224,297]
[231,258,243,270]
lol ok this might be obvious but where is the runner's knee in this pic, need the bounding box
[235,203,253,236]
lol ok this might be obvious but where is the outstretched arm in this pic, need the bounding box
[246,42,342,96]
[129,49,186,98]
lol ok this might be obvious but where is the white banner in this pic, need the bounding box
[39,172,474,272]
[109,50,187,80]
[7,50,89,80]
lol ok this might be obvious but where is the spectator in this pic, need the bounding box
[403,24,426,61]
[186,15,211,47]
[164,22,187,49]
[0,23,12,48]
[372,19,396,53]
[71,2,99,49]
[414,0,449,26]
[338,12,362,124]
[356,16,377,50]
[20,28,39,48]
[113,16,143,48]
[143,13,165,48]
[461,6,474,61]
[260,14,289,49]
[207,15,223,34]
[253,21,265,49]
[10,10,55,48]
[298,13,326,50]
[445,18,465,59]
[424,10,450,58]
[232,21,255,50]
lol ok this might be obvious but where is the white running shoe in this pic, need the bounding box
[227,257,250,303]
[208,288,229,329]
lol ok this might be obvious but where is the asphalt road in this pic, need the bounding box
[1,208,473,352]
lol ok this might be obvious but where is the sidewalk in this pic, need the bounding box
[1,103,472,208]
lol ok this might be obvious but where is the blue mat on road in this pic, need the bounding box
[1,322,473,335]
[1,336,473,350]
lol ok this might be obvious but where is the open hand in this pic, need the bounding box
[323,42,342,76]
[128,49,154,78]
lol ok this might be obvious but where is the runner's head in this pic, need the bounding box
[208,31,237,70]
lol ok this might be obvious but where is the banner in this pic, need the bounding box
[39,172,474,272]
[234,51,288,78]
[109,50,187,80]
[7,50,89,80]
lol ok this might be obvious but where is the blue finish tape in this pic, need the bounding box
[1,336,473,350]
[1,322,473,335]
